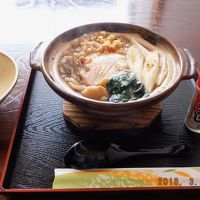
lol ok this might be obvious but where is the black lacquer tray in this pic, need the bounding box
[2,70,200,191]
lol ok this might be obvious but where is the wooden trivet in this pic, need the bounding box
[63,101,162,131]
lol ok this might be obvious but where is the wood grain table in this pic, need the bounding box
[1,0,200,199]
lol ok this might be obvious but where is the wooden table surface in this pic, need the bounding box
[1,0,200,199]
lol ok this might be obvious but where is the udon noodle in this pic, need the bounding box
[58,31,177,102]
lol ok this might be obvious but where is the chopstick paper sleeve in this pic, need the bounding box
[53,167,200,189]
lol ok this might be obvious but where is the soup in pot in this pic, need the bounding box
[57,31,177,102]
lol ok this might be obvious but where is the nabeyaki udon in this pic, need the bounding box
[58,31,176,102]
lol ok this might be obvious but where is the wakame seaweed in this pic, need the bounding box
[106,72,145,103]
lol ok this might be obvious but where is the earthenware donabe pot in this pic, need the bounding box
[29,22,196,116]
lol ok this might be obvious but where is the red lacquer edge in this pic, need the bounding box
[0,68,33,191]
[3,186,200,193]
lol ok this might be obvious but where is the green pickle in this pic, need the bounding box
[106,72,145,103]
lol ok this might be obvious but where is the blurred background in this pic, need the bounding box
[0,0,199,63]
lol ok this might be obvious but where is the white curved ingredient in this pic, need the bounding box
[127,46,144,81]
[142,51,160,93]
